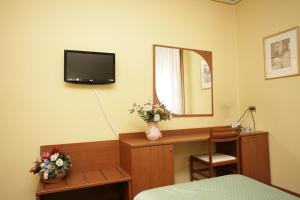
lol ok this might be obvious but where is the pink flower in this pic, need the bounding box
[41,151,50,161]
[51,147,60,155]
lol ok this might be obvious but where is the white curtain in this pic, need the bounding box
[155,46,183,114]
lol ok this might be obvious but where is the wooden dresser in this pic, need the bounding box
[119,128,271,198]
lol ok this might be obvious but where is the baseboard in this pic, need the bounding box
[271,184,300,197]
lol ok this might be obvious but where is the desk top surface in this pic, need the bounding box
[120,130,268,148]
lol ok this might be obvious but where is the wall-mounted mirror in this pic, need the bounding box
[153,44,213,117]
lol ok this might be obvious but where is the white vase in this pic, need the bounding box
[145,123,162,141]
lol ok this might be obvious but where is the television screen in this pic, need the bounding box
[64,50,115,84]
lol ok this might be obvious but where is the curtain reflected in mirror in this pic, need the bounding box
[154,45,213,116]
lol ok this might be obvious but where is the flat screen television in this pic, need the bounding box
[64,50,115,84]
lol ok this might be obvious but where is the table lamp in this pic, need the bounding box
[237,106,256,131]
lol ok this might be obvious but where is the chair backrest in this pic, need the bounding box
[210,127,240,143]
[207,127,240,164]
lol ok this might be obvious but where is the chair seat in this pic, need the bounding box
[194,153,236,163]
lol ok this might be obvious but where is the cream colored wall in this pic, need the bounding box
[236,0,300,193]
[0,1,239,200]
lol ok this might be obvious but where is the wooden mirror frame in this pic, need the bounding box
[153,44,214,117]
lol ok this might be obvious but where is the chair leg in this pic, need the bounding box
[237,163,241,174]
[209,166,214,178]
[189,156,194,181]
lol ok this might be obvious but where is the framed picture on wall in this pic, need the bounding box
[200,60,212,89]
[263,26,299,80]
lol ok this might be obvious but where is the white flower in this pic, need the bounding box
[133,104,140,112]
[154,114,160,122]
[50,153,59,161]
[145,104,152,111]
[43,172,49,180]
[40,163,46,168]
[55,159,64,167]
[47,163,53,169]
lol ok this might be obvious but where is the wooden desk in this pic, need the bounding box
[36,140,132,200]
[34,129,270,200]
[119,128,270,198]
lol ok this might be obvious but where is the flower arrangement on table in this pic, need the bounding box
[129,102,172,140]
[30,147,71,183]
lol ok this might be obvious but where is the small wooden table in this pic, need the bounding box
[36,140,131,200]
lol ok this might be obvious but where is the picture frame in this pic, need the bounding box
[263,27,299,80]
[200,60,212,89]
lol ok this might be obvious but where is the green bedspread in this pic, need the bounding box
[134,175,299,200]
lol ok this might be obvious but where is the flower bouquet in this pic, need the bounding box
[30,147,71,183]
[129,102,172,140]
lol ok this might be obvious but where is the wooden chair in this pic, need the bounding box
[190,127,240,181]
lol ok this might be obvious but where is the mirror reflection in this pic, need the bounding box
[154,45,213,116]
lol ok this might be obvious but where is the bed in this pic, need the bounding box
[134,175,299,200]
